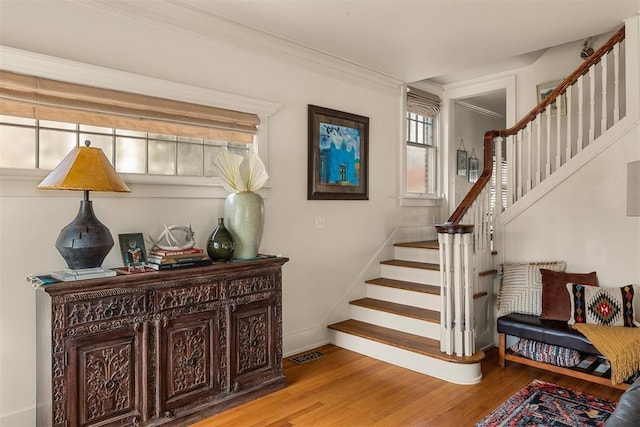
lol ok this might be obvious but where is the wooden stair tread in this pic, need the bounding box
[328,319,484,364]
[380,259,439,270]
[393,240,439,250]
[350,298,439,322]
[365,278,440,295]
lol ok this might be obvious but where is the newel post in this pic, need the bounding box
[435,222,475,357]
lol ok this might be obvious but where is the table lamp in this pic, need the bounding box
[38,140,131,270]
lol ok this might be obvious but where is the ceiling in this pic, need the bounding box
[152,0,640,85]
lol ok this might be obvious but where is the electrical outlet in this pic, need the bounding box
[314,216,325,229]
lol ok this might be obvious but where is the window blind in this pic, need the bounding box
[407,86,441,118]
[0,70,259,143]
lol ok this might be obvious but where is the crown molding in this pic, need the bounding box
[455,100,505,119]
[83,0,402,93]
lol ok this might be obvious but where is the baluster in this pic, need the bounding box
[526,124,532,192]
[555,95,562,169]
[507,134,515,206]
[577,75,584,152]
[613,43,620,123]
[495,136,504,212]
[516,132,523,200]
[566,85,573,162]
[589,68,595,144]
[535,116,542,185]
[601,53,608,135]
[545,106,551,177]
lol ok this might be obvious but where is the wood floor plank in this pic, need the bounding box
[191,344,624,427]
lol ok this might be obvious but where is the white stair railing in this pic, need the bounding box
[437,25,627,358]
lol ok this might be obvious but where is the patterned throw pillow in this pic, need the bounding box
[497,261,566,317]
[510,338,582,367]
[566,284,639,327]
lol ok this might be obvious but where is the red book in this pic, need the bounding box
[149,247,204,256]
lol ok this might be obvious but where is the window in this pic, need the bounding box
[0,114,250,176]
[405,86,441,197]
[0,70,258,177]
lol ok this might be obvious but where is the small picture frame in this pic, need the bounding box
[536,79,567,116]
[118,233,147,272]
[456,149,468,176]
[468,157,479,183]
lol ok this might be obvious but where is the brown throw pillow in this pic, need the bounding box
[540,269,598,321]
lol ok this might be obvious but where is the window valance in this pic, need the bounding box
[407,86,441,118]
[0,70,259,143]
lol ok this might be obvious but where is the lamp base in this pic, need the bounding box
[55,200,114,270]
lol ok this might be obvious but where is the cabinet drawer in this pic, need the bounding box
[155,281,220,311]
[65,292,147,327]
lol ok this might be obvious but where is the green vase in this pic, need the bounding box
[223,191,264,259]
[206,217,235,262]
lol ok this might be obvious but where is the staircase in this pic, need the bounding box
[328,240,485,385]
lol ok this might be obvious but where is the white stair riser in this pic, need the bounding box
[331,330,482,385]
[366,284,440,311]
[350,305,439,339]
[380,264,440,285]
[394,246,440,264]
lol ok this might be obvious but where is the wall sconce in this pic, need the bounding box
[38,140,131,270]
[581,38,594,60]
[628,160,640,217]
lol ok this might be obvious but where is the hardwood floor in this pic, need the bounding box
[192,344,624,427]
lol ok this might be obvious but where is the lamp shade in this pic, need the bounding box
[628,160,640,217]
[38,141,130,192]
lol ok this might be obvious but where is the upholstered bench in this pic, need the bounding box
[497,313,631,390]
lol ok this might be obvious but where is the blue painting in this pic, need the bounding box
[318,122,360,186]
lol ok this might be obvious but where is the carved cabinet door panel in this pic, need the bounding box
[228,296,279,392]
[157,310,222,416]
[65,325,144,427]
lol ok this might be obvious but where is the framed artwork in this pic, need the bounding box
[537,80,567,115]
[468,157,479,183]
[118,233,147,270]
[456,149,468,176]
[308,105,369,200]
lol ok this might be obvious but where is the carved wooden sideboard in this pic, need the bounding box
[36,257,288,426]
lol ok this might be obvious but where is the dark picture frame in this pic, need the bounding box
[308,105,369,200]
[118,233,147,269]
[456,149,468,176]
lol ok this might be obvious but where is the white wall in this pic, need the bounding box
[0,2,443,425]
[500,125,640,285]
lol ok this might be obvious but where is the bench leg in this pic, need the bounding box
[498,333,506,368]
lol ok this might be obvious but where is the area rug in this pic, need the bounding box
[475,379,617,427]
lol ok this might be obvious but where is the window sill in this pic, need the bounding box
[398,195,444,207]
[0,169,269,199]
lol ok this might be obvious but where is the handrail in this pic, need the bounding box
[446,25,626,225]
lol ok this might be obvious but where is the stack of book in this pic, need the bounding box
[146,247,213,270]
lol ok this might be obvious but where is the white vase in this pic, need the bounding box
[223,191,264,259]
